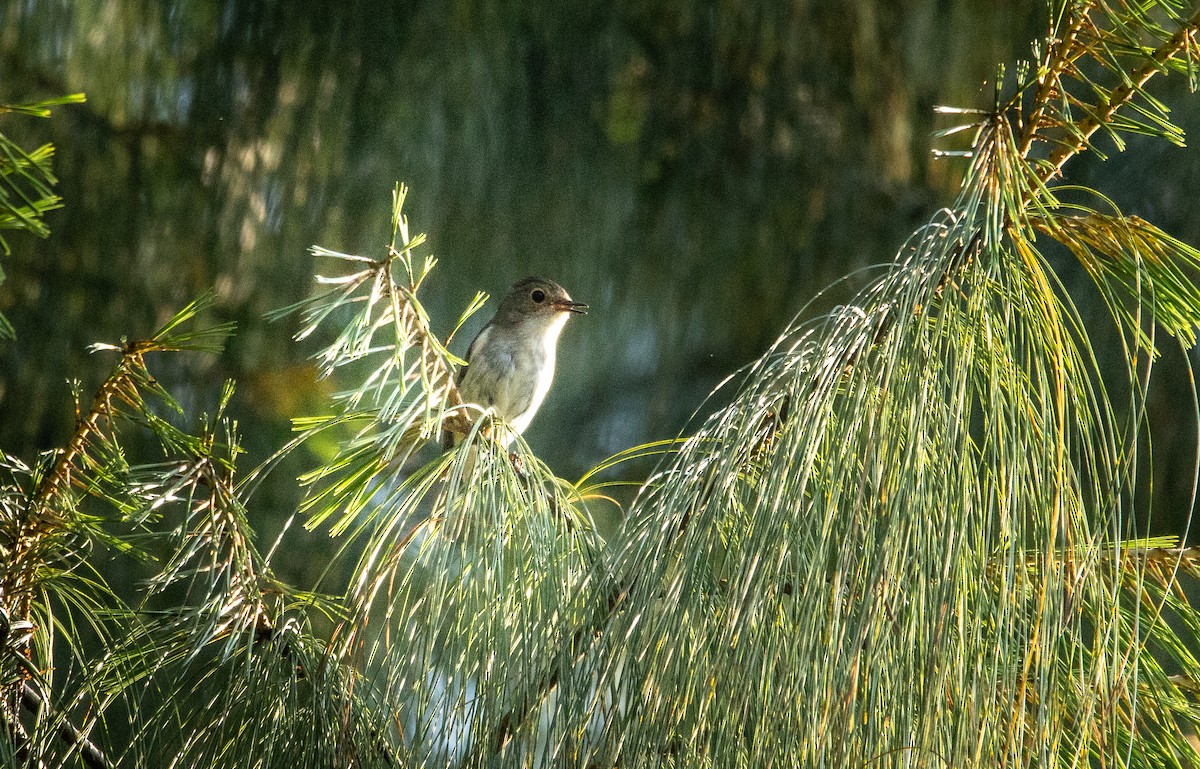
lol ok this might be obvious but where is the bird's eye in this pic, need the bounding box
[531,289,546,303]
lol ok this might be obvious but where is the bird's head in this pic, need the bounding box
[494,276,587,332]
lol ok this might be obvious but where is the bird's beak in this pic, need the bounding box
[555,300,588,315]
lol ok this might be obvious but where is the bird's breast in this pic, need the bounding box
[458,326,558,437]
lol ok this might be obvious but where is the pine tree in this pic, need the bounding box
[3,3,1200,767]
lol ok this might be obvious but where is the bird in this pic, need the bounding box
[445,276,586,448]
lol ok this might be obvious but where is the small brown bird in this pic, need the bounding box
[447,276,586,447]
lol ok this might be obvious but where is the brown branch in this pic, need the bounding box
[19,682,109,769]
[1038,8,1200,183]
[31,346,144,507]
[1017,1,1099,158]
[0,343,151,614]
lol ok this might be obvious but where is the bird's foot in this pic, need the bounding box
[508,451,527,479]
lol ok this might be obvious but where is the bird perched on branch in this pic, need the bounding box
[445,276,586,448]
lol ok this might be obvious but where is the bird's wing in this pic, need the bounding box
[455,322,486,387]
[443,323,489,450]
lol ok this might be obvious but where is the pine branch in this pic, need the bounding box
[381,245,470,440]
[480,229,984,757]
[1016,2,1098,158]
[480,8,1200,757]
[19,682,108,769]
[998,542,1200,579]
[3,293,229,617]
[0,354,128,753]
[1037,7,1200,181]
[289,186,475,454]
[1,339,151,616]
[0,93,83,264]
[32,341,148,509]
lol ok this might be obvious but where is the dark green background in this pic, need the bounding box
[2,1,1198,550]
